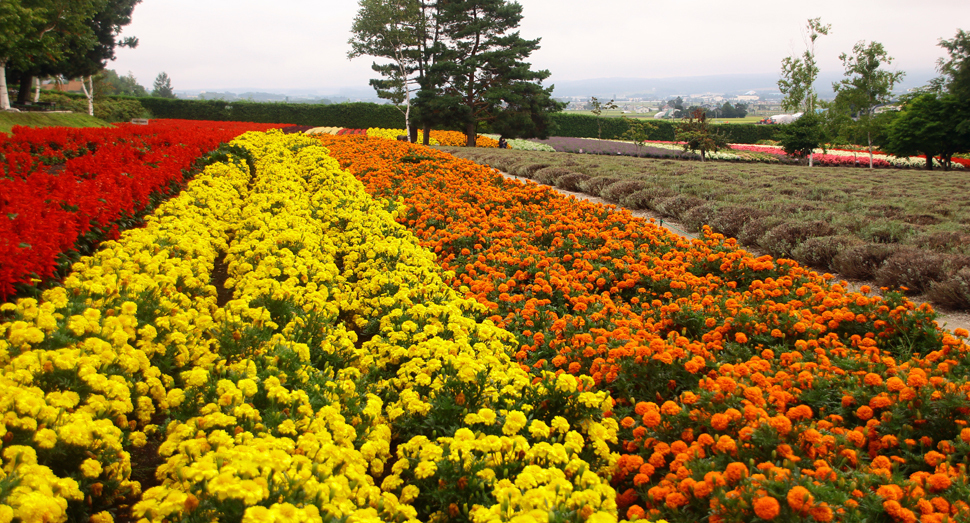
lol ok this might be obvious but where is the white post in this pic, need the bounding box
[79,76,95,116]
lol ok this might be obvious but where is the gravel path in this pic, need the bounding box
[498,170,970,335]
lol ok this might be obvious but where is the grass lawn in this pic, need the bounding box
[0,111,111,134]
[443,146,970,310]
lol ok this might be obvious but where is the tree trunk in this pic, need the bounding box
[80,76,95,116]
[17,75,32,105]
[925,153,933,170]
[422,123,431,146]
[700,150,706,162]
[0,60,11,110]
[465,121,476,147]
[809,152,813,167]
[33,77,40,103]
[408,124,418,144]
[867,132,874,169]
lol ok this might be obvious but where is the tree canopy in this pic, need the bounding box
[351,0,561,146]
[152,71,175,98]
[778,18,830,114]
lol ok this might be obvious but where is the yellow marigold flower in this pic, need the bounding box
[503,410,528,436]
[33,428,57,449]
[400,485,420,503]
[414,460,437,479]
[529,419,551,439]
[80,458,103,478]
[478,408,497,425]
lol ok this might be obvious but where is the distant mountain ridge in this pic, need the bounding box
[546,70,937,99]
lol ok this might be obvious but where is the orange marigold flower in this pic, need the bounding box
[634,401,652,416]
[924,451,946,467]
[661,401,682,416]
[626,505,645,520]
[725,462,749,483]
[715,435,737,454]
[642,410,661,428]
[665,491,688,509]
[735,332,748,344]
[864,373,884,386]
[711,413,731,431]
[621,416,636,429]
[856,405,874,421]
[926,473,951,492]
[693,480,713,497]
[787,486,814,513]
[907,368,928,388]
[869,396,893,410]
[754,496,781,520]
[809,503,834,522]
[886,376,906,392]
[876,484,904,501]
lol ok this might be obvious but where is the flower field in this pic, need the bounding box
[318,135,970,523]
[2,127,970,523]
[0,120,285,300]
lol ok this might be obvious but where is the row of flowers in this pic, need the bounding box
[0,120,286,301]
[1,130,621,522]
[317,134,970,523]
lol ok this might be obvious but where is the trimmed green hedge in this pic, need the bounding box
[549,113,782,144]
[127,97,406,128]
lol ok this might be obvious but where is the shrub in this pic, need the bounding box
[709,205,770,240]
[832,243,898,279]
[654,194,705,220]
[534,166,577,186]
[619,187,676,210]
[915,231,970,255]
[680,202,719,231]
[758,220,836,258]
[928,267,970,309]
[737,215,786,246]
[556,173,592,192]
[861,220,914,244]
[510,162,551,178]
[874,248,953,294]
[600,180,647,204]
[791,235,863,271]
[578,176,622,196]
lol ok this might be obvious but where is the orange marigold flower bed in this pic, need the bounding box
[317,135,970,523]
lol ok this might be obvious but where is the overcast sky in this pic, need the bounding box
[109,0,969,94]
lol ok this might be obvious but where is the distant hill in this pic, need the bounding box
[547,70,938,100]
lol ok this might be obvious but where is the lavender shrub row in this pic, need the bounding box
[529,136,698,159]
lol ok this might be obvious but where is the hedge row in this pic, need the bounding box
[122,97,407,128]
[98,97,780,144]
[548,113,783,144]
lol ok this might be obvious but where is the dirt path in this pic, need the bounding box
[499,171,970,335]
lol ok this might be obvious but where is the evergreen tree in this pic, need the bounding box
[152,71,175,98]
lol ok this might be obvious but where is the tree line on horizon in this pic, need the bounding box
[775,19,969,170]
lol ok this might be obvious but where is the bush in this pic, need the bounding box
[737,215,786,246]
[510,162,551,178]
[860,220,915,244]
[680,202,719,231]
[710,205,771,240]
[578,176,622,196]
[832,243,898,280]
[600,180,647,204]
[534,166,577,185]
[556,173,591,192]
[654,194,705,220]
[915,231,970,255]
[758,220,836,258]
[548,113,783,143]
[791,235,864,272]
[928,267,970,309]
[131,97,406,128]
[874,248,954,294]
[619,187,676,210]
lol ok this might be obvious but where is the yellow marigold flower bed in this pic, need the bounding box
[1,130,617,522]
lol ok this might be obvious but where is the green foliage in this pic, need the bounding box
[152,71,175,98]
[547,113,781,143]
[778,18,831,113]
[589,97,617,139]
[830,40,905,166]
[675,109,730,161]
[620,118,657,157]
[99,68,147,97]
[133,98,407,128]
[778,112,827,161]
[881,92,969,170]
[413,0,560,146]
